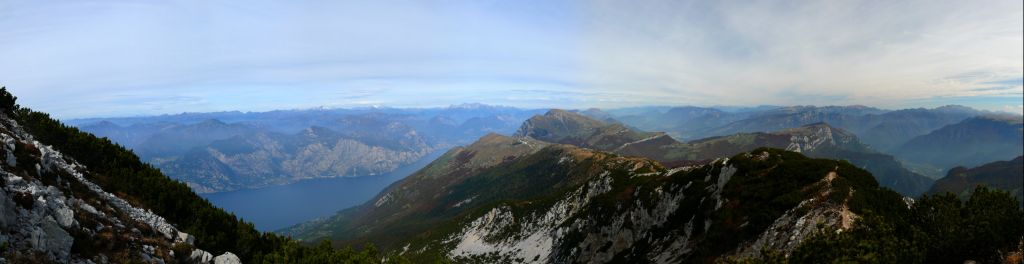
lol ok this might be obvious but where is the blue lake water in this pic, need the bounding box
[200,149,448,232]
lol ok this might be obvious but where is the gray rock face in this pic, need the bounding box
[52,206,75,228]
[733,172,856,258]
[436,154,704,263]
[18,215,74,262]
[0,190,16,231]
[39,218,73,261]
[176,231,196,245]
[1,176,78,263]
[0,113,212,263]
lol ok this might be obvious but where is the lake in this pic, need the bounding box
[200,149,448,232]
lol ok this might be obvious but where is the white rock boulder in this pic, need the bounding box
[190,249,214,264]
[214,252,241,264]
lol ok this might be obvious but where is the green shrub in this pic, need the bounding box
[791,186,1024,264]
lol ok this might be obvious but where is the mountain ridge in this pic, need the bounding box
[279,109,934,263]
[281,141,904,263]
[512,110,933,196]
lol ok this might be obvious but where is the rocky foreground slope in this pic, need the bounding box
[0,87,408,263]
[0,112,238,263]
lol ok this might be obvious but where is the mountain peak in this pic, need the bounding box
[475,132,513,144]
[466,133,550,158]
[515,109,608,138]
[777,122,864,153]
[543,108,603,119]
[514,109,674,154]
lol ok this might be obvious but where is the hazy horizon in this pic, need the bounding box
[62,102,1020,123]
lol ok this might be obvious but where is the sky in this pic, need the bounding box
[1,0,1021,119]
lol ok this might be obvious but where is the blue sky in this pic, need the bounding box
[1,0,1021,119]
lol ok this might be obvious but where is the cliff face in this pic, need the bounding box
[0,113,234,263]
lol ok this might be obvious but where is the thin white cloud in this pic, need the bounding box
[0,0,1021,118]
[576,0,1023,109]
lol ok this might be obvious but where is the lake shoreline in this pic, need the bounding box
[200,148,450,231]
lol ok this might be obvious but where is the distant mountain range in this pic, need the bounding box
[73,106,544,193]
[604,105,1020,178]
[515,110,933,196]
[608,105,985,152]
[74,104,1019,196]
[894,115,1024,176]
